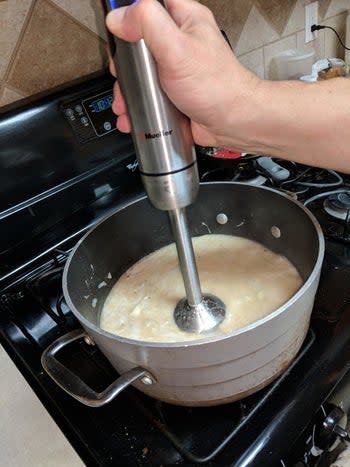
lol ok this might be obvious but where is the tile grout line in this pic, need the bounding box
[219,8,346,65]
[238,16,344,61]
[1,0,108,104]
[319,0,333,20]
[254,0,298,37]
[230,2,256,52]
[1,1,345,104]
[321,12,349,28]
[262,42,267,80]
[202,1,255,52]
[279,0,300,38]
[238,31,299,59]
[235,7,347,58]
[46,0,107,44]
[45,0,108,70]
[238,23,342,80]
[2,0,38,90]
[3,83,26,97]
[319,11,348,57]
[2,0,108,95]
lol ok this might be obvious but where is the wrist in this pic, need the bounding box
[217,71,269,153]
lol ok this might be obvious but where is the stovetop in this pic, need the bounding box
[2,73,350,467]
[2,188,350,467]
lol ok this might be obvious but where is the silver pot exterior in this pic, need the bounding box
[63,182,324,406]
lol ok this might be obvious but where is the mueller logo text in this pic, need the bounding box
[138,129,173,141]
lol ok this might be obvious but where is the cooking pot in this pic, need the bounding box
[42,182,324,407]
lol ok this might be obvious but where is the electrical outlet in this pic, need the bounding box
[305,1,319,43]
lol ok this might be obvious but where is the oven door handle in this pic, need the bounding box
[41,329,151,407]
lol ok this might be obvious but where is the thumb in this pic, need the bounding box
[106,0,183,67]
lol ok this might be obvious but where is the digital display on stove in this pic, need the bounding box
[62,89,117,142]
[89,95,113,113]
[82,90,116,137]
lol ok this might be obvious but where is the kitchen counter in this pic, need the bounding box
[0,345,84,467]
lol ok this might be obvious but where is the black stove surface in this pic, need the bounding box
[2,74,350,467]
[2,234,350,467]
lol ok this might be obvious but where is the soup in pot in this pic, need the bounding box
[100,234,302,342]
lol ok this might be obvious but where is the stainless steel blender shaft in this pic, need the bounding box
[168,208,202,307]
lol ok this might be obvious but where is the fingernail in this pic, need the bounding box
[106,7,127,34]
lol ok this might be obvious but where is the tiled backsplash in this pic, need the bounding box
[0,0,349,108]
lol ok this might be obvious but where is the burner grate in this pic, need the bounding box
[24,249,72,332]
[2,247,317,464]
[0,248,77,348]
[199,157,345,200]
[26,266,67,327]
[128,329,316,463]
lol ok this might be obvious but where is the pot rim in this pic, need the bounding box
[63,181,325,348]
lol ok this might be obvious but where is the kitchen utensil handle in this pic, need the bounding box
[102,0,198,211]
[41,329,150,407]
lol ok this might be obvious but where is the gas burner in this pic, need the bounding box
[243,175,267,186]
[200,159,267,186]
[324,193,350,220]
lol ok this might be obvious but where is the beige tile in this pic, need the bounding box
[51,0,107,40]
[263,35,298,79]
[323,0,350,19]
[296,29,325,60]
[346,11,350,63]
[0,0,33,80]
[235,6,280,55]
[0,86,26,107]
[8,0,107,96]
[324,13,348,59]
[199,0,254,49]
[283,0,307,36]
[319,0,333,19]
[238,48,265,79]
[255,0,299,35]
[0,345,84,467]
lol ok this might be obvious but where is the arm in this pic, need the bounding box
[106,0,350,173]
[239,78,350,173]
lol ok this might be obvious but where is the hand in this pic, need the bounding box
[106,0,260,149]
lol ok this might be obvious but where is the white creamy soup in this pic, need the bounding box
[100,235,302,342]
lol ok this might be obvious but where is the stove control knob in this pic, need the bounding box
[323,406,350,442]
[256,157,290,182]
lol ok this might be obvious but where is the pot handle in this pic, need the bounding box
[41,329,151,408]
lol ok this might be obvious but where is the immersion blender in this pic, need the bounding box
[102,0,225,333]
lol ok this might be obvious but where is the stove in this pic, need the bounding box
[1,72,350,467]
